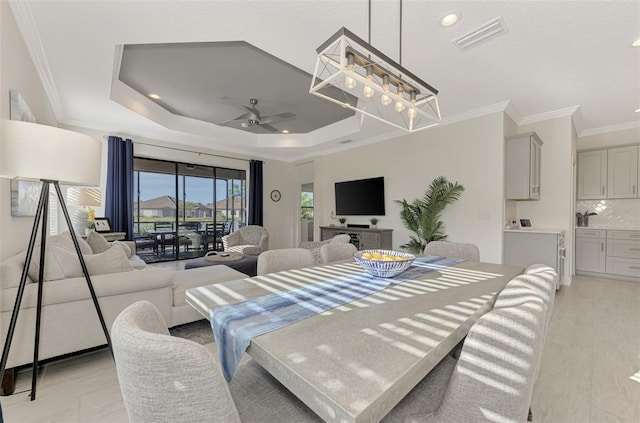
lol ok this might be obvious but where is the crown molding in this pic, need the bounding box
[579,120,640,138]
[439,101,510,127]
[8,0,64,122]
[519,105,580,126]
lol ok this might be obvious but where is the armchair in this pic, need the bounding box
[222,225,268,256]
[299,234,351,264]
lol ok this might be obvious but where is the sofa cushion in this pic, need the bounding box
[0,253,31,288]
[112,240,132,257]
[87,231,111,254]
[56,231,93,255]
[61,244,134,278]
[27,232,94,281]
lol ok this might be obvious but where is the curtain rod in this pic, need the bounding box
[102,136,252,162]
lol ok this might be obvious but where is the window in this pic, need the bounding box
[133,158,246,262]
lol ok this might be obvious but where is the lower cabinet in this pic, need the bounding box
[576,228,640,280]
[575,230,606,273]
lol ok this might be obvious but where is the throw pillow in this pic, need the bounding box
[49,243,133,278]
[86,231,110,254]
[56,231,93,255]
[28,247,66,282]
[112,240,132,257]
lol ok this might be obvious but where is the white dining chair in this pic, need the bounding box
[382,296,546,423]
[424,241,480,261]
[256,248,315,275]
[111,301,322,423]
[320,242,357,264]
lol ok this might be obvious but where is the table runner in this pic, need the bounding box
[211,256,463,381]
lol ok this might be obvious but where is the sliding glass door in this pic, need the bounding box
[133,158,246,263]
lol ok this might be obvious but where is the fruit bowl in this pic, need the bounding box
[353,249,416,278]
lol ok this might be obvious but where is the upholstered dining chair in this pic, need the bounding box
[256,248,315,276]
[423,241,480,261]
[112,301,322,423]
[299,234,351,264]
[222,225,269,255]
[381,297,547,423]
[320,242,357,264]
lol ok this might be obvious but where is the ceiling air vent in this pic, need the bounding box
[453,17,507,51]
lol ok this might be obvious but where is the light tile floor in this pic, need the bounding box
[2,275,638,422]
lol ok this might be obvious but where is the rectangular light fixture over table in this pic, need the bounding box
[310,27,441,132]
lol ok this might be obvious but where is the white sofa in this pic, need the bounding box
[0,232,247,391]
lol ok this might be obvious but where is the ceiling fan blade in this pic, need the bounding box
[259,112,296,125]
[214,112,251,125]
[258,123,279,132]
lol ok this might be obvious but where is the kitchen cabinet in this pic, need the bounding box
[606,230,640,278]
[505,132,543,200]
[607,146,638,198]
[503,230,564,288]
[577,150,607,199]
[575,228,606,273]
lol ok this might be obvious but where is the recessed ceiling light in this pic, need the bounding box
[282,129,289,134]
[633,39,640,47]
[441,12,461,27]
[148,93,161,100]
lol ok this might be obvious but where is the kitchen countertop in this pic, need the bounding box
[575,226,640,231]
[504,228,564,235]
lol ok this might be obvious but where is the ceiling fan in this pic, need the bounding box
[216,98,295,132]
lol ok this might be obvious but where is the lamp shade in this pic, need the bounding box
[0,120,101,186]
[68,187,102,207]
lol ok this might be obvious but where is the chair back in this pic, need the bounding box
[432,297,546,423]
[154,221,174,230]
[320,243,357,264]
[329,234,352,244]
[424,241,480,261]
[111,301,241,423]
[257,248,315,275]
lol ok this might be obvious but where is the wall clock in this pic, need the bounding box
[270,190,281,202]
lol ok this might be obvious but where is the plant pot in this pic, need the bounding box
[576,216,589,227]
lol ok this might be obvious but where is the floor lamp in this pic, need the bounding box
[0,120,112,401]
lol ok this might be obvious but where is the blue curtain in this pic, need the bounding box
[248,160,263,226]
[105,136,134,239]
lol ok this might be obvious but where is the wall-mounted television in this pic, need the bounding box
[335,177,385,216]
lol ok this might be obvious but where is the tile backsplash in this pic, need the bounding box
[576,199,640,229]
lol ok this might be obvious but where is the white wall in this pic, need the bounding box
[516,116,574,284]
[313,113,506,263]
[0,2,59,259]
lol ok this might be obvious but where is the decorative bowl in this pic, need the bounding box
[353,249,416,278]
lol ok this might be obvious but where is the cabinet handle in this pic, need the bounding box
[629,234,640,237]
[634,185,636,195]
[630,266,640,270]
[601,243,604,252]
[602,187,605,195]
[629,248,640,251]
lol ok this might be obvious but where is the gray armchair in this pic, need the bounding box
[320,242,357,264]
[222,225,269,255]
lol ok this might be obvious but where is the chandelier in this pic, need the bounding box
[309,3,441,132]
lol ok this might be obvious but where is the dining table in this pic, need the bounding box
[186,258,523,423]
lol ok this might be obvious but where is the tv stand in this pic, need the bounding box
[320,226,392,250]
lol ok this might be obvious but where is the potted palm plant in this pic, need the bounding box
[395,176,464,254]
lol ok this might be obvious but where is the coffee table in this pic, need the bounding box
[184,253,258,276]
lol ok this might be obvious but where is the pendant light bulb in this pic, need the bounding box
[345,53,357,90]
[380,75,391,105]
[407,108,417,119]
[363,67,375,98]
[395,83,405,112]
[381,94,392,106]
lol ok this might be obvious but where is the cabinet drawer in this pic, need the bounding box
[607,230,640,240]
[607,240,640,259]
[606,257,640,278]
[575,228,606,238]
[359,232,380,249]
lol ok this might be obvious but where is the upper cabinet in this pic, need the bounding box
[577,150,607,199]
[577,145,640,200]
[607,146,638,198]
[505,132,543,200]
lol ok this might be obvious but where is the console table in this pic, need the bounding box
[320,226,392,250]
